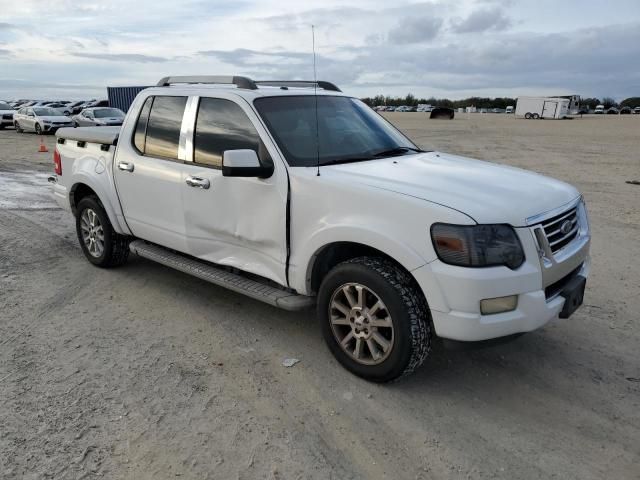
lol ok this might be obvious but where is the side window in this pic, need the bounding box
[133,96,153,153]
[144,96,187,160]
[193,97,267,168]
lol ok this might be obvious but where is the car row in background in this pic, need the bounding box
[11,106,125,134]
[6,99,109,115]
[374,104,640,115]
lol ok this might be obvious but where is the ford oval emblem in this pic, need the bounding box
[560,219,573,235]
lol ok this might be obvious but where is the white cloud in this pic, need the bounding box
[0,0,638,100]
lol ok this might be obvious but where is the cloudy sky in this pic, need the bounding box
[1,0,639,100]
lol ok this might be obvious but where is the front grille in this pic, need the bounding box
[541,207,579,253]
[2,114,12,119]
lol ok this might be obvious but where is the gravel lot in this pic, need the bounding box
[1,114,639,479]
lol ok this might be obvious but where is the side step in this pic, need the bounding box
[129,240,315,311]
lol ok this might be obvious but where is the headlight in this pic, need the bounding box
[430,223,524,269]
[43,120,51,124]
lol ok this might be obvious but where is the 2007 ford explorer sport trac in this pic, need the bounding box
[50,76,591,382]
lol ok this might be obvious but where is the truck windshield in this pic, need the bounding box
[254,96,421,167]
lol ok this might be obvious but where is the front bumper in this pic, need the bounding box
[422,259,589,341]
[414,202,591,341]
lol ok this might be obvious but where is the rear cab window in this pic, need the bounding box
[132,95,187,160]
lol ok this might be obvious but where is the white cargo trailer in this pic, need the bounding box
[515,97,570,119]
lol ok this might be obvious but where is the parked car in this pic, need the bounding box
[606,107,619,115]
[0,101,15,128]
[634,107,640,114]
[10,100,30,108]
[505,106,514,114]
[13,106,73,134]
[84,99,109,109]
[72,107,125,127]
[47,102,72,115]
[67,100,86,115]
[619,106,631,115]
[51,75,590,382]
[594,105,605,114]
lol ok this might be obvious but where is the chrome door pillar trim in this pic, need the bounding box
[178,96,199,162]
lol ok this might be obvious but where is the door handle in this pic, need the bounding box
[118,162,134,172]
[186,176,210,189]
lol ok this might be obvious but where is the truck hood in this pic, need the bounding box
[324,151,579,226]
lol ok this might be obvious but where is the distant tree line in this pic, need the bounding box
[361,94,640,109]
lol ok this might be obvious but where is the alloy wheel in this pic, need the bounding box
[329,283,394,365]
[80,208,105,258]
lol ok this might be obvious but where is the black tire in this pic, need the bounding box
[35,123,42,135]
[75,195,130,268]
[0,125,5,130]
[15,122,23,133]
[317,257,432,382]
[532,113,540,119]
[74,122,79,128]
[524,112,532,119]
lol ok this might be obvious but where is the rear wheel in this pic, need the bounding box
[15,122,23,133]
[318,257,432,382]
[76,195,130,268]
[532,113,540,119]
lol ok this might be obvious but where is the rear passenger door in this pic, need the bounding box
[113,94,190,252]
[181,95,289,286]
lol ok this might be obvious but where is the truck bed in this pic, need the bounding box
[55,126,120,145]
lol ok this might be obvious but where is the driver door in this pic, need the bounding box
[181,95,289,286]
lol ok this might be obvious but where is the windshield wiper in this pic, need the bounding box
[318,147,425,167]
[371,146,424,158]
[320,157,376,166]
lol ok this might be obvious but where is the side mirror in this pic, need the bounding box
[222,149,273,178]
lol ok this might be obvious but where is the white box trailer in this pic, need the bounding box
[515,97,570,119]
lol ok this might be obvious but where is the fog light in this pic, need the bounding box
[480,295,518,315]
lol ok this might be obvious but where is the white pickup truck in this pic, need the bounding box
[50,76,591,381]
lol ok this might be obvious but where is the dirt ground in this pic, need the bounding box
[1,114,639,480]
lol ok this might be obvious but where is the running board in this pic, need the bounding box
[129,240,315,311]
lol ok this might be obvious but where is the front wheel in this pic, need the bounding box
[75,195,130,267]
[35,123,42,135]
[524,112,532,119]
[15,122,23,133]
[318,257,432,382]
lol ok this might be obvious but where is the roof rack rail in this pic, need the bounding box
[157,75,257,89]
[255,80,341,92]
[156,76,342,92]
